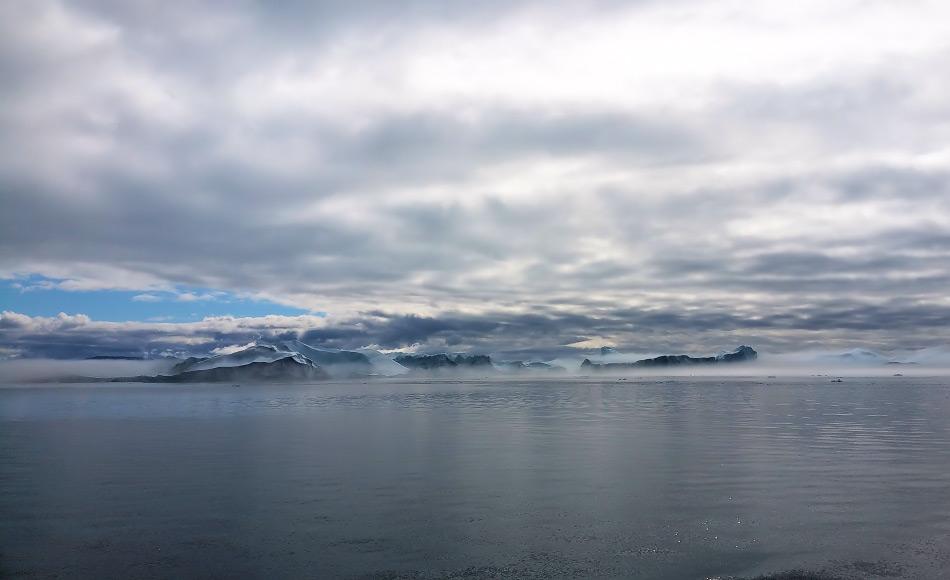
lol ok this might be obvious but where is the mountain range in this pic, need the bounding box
[77,342,760,383]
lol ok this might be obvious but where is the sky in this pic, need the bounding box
[2,0,950,359]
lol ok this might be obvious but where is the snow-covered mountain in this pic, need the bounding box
[166,356,328,383]
[267,340,373,378]
[164,341,408,380]
[133,343,330,383]
[716,345,758,363]
[171,344,315,374]
[267,340,408,377]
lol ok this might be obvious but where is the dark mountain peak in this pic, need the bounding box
[394,353,495,372]
[394,353,458,369]
[453,354,492,367]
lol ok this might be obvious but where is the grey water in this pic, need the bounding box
[2,377,950,579]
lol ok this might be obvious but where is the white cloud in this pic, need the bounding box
[175,292,218,302]
[132,293,162,302]
[210,341,258,356]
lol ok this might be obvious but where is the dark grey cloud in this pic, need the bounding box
[7,295,950,361]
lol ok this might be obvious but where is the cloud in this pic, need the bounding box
[175,292,218,302]
[210,341,258,356]
[0,310,331,359]
[4,301,950,361]
[132,293,162,302]
[2,0,950,354]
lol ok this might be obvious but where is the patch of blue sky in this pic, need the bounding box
[0,275,315,322]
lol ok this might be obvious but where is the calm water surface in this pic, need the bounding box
[2,377,950,579]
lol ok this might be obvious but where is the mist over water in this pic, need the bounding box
[2,377,949,579]
[5,347,950,384]
[0,359,176,383]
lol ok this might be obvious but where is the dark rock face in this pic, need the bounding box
[453,354,492,367]
[635,354,716,367]
[583,346,757,371]
[394,353,495,372]
[394,354,458,369]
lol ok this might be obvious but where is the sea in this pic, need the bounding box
[1,376,949,579]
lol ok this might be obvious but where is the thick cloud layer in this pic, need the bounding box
[2,1,950,358]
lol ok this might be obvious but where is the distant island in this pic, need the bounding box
[63,342,759,383]
[581,345,758,370]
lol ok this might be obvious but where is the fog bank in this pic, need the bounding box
[0,359,176,383]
